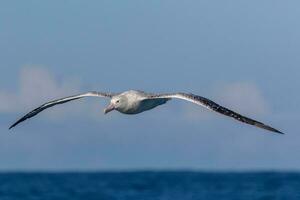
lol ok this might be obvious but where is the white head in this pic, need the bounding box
[104,95,127,114]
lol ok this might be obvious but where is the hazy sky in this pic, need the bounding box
[0,1,299,171]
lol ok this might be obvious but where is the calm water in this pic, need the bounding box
[0,172,299,200]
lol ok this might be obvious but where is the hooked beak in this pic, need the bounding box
[104,103,115,114]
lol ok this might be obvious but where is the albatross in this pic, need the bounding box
[9,90,283,134]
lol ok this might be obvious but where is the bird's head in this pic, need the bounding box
[104,96,126,114]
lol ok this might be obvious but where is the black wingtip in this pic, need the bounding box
[253,125,284,135]
[275,130,284,135]
[254,122,284,135]
[9,124,15,130]
[268,127,284,135]
[9,121,20,130]
[272,130,284,134]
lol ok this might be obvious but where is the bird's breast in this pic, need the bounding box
[117,98,169,114]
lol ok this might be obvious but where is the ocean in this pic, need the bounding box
[0,171,299,200]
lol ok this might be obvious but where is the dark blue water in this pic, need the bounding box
[0,172,299,200]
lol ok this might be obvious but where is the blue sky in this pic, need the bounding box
[0,1,299,171]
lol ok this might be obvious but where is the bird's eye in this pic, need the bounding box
[116,100,120,103]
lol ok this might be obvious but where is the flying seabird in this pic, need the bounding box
[9,90,283,134]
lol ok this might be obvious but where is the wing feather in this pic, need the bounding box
[148,93,283,134]
[9,91,113,129]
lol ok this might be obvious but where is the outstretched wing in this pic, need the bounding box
[147,93,283,134]
[9,91,114,129]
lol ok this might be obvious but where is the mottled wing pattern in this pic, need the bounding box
[9,91,113,129]
[147,93,283,134]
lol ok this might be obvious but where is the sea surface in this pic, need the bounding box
[0,171,299,200]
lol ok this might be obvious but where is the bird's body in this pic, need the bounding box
[9,90,283,134]
[112,90,170,114]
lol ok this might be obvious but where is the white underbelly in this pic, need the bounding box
[118,99,169,114]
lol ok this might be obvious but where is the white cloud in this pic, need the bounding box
[19,67,80,108]
[215,82,269,116]
[184,82,269,120]
[0,91,19,113]
[0,66,105,119]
